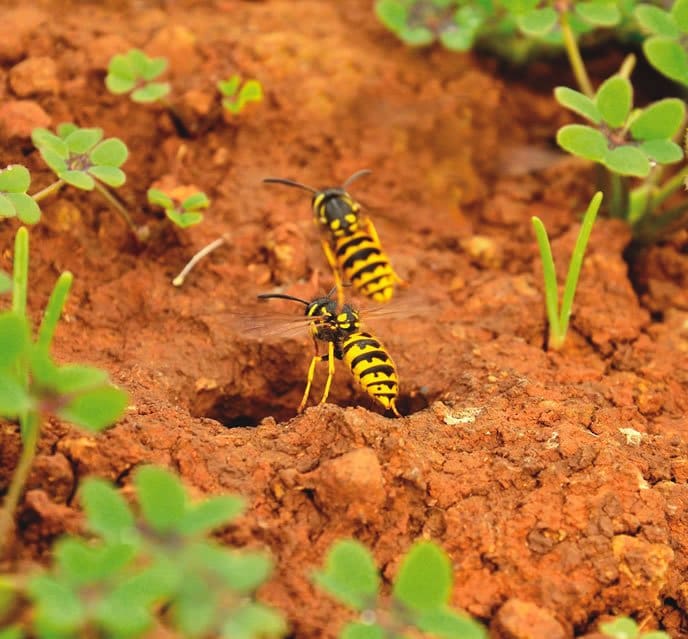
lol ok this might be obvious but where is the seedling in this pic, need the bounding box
[531,192,602,351]
[147,187,209,228]
[0,166,41,225]
[4,466,286,639]
[105,49,170,103]
[599,616,670,639]
[218,76,263,115]
[313,539,486,639]
[31,123,146,239]
[0,227,128,557]
[0,271,10,295]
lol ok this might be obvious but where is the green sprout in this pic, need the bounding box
[105,49,171,104]
[635,0,688,86]
[0,227,128,557]
[30,123,146,239]
[218,76,263,115]
[147,188,209,229]
[313,539,486,639]
[0,166,41,225]
[0,271,10,295]
[8,466,286,639]
[531,192,602,351]
[599,616,671,639]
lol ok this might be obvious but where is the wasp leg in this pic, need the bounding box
[298,337,324,413]
[320,239,346,306]
[362,218,406,286]
[389,397,402,418]
[318,341,336,406]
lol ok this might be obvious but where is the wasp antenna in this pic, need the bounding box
[262,177,319,194]
[258,293,311,306]
[342,169,372,189]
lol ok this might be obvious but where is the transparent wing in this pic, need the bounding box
[356,292,431,325]
[224,309,325,340]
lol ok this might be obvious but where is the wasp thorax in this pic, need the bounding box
[313,189,360,237]
[335,305,360,333]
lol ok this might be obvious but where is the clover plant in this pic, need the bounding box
[599,616,671,639]
[218,76,264,115]
[147,188,209,229]
[0,227,128,557]
[1,466,286,639]
[106,49,171,104]
[0,166,41,225]
[313,539,485,639]
[532,192,602,351]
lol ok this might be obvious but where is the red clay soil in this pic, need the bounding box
[1,1,688,638]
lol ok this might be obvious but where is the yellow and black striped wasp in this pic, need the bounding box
[256,289,402,417]
[263,170,403,306]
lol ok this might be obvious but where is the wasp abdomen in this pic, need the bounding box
[342,332,399,412]
[335,231,396,303]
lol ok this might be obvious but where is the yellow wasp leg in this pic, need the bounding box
[362,218,406,285]
[298,337,324,413]
[390,397,402,418]
[318,341,336,406]
[320,238,346,305]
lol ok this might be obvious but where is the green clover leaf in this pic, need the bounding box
[0,165,41,224]
[106,49,171,103]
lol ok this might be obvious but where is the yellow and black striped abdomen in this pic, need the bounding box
[342,331,399,413]
[334,231,396,303]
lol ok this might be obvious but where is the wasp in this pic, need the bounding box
[257,289,402,417]
[263,170,403,305]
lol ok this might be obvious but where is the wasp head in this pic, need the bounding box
[312,189,361,237]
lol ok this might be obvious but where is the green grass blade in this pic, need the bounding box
[558,192,602,340]
[36,272,73,352]
[531,217,561,344]
[11,228,29,317]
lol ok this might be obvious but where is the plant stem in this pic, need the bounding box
[558,192,602,343]
[608,172,628,219]
[559,10,594,97]
[30,179,64,202]
[37,272,73,351]
[11,228,29,317]
[618,53,636,79]
[173,234,229,286]
[650,165,688,210]
[0,411,40,559]
[93,182,141,239]
[531,217,561,347]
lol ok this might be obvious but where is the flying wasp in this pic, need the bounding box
[263,170,403,306]
[257,289,402,417]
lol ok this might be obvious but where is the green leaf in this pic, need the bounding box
[398,25,435,46]
[221,602,287,639]
[105,73,136,94]
[58,385,128,431]
[171,574,217,637]
[0,313,30,369]
[643,37,688,86]
[181,192,210,211]
[28,575,84,637]
[238,80,263,106]
[52,365,108,394]
[147,188,174,209]
[517,8,558,36]
[89,165,126,188]
[0,625,24,639]
[32,128,69,157]
[96,596,154,639]
[556,124,608,162]
[634,5,679,37]
[57,123,78,139]
[672,0,688,31]
[554,87,601,123]
[604,146,651,177]
[0,377,32,418]
[39,147,68,174]
[639,139,683,164]
[575,2,620,26]
[0,271,10,295]
[127,49,150,76]
[0,165,30,193]
[599,616,639,639]
[134,465,187,534]
[218,75,241,98]
[60,170,95,191]
[36,271,72,353]
[192,543,272,592]
[312,540,379,610]
[54,537,136,586]
[340,623,385,639]
[642,633,672,639]
[392,541,452,611]
[178,495,245,535]
[80,477,136,541]
[141,56,168,81]
[630,98,685,140]
[108,53,136,81]
[415,608,487,639]
[90,138,129,167]
[131,82,170,103]
[166,210,204,228]
[6,193,41,224]
[0,195,16,218]
[596,75,632,128]
[65,127,103,154]
[439,26,475,51]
